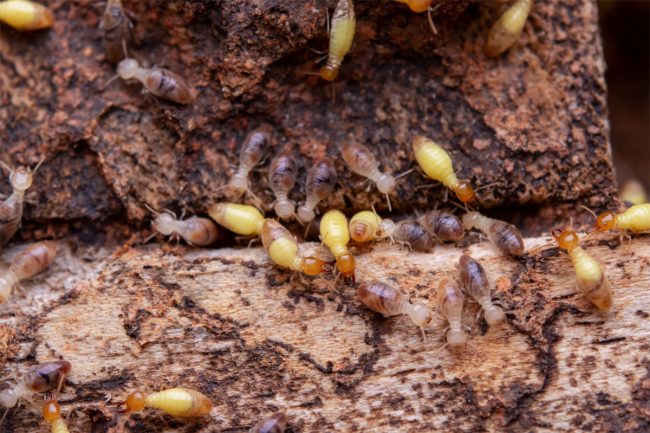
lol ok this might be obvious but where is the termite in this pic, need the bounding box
[0,241,57,302]
[249,412,287,433]
[418,209,465,242]
[485,0,532,58]
[320,0,356,81]
[393,220,434,252]
[268,152,298,220]
[0,0,53,30]
[208,203,264,236]
[42,400,70,433]
[0,158,44,247]
[320,210,355,285]
[0,360,71,411]
[393,0,440,35]
[619,180,647,206]
[124,387,212,418]
[412,136,476,205]
[261,219,331,276]
[552,229,612,311]
[592,204,650,234]
[115,57,194,104]
[436,279,467,348]
[462,211,525,257]
[341,142,401,211]
[223,124,272,201]
[357,281,433,338]
[145,206,218,247]
[348,210,395,243]
[101,0,132,63]
[297,158,337,224]
[458,254,505,325]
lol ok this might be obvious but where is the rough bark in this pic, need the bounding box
[0,235,648,432]
[0,0,617,229]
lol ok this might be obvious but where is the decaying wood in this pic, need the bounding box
[0,234,648,432]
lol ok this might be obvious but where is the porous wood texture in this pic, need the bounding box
[0,0,617,229]
[0,234,648,432]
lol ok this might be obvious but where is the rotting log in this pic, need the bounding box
[0,234,648,432]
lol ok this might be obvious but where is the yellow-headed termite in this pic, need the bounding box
[42,400,69,433]
[297,158,337,224]
[458,254,505,326]
[485,0,532,58]
[462,211,525,257]
[437,279,467,348]
[0,0,53,31]
[320,0,356,81]
[320,210,355,285]
[116,57,194,104]
[593,204,650,234]
[101,0,132,63]
[357,280,432,338]
[619,180,647,206]
[0,158,44,247]
[145,206,218,247]
[225,124,273,201]
[268,152,298,220]
[348,210,395,243]
[124,387,212,418]
[417,209,465,242]
[412,136,476,205]
[0,241,57,302]
[552,229,612,311]
[261,219,332,276]
[0,360,71,412]
[341,142,404,211]
[208,203,265,236]
[249,412,287,433]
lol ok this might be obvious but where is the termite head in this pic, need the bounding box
[595,211,616,232]
[377,219,396,239]
[229,172,249,191]
[42,400,61,423]
[152,212,177,236]
[117,58,140,79]
[9,168,34,192]
[456,181,476,204]
[405,0,433,13]
[302,256,334,276]
[552,229,579,251]
[297,206,316,224]
[407,303,433,328]
[0,387,19,408]
[319,65,339,82]
[376,174,396,195]
[484,305,505,326]
[274,201,295,221]
[125,390,146,412]
[447,328,467,347]
[336,253,355,286]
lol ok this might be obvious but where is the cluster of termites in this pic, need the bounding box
[2,0,648,431]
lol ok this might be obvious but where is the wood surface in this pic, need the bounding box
[0,234,648,432]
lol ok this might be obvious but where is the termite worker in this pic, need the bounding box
[0,241,57,302]
[261,219,331,276]
[116,57,194,104]
[124,387,212,418]
[268,152,298,220]
[412,136,476,205]
[437,279,467,348]
[101,0,132,63]
[225,124,272,200]
[0,158,44,248]
[341,142,399,211]
[0,0,53,30]
[593,204,650,234]
[249,412,287,433]
[357,281,432,338]
[146,206,218,247]
[0,360,71,410]
[348,210,395,243]
[297,158,337,224]
[485,0,532,57]
[552,229,612,311]
[320,210,355,285]
[42,400,70,433]
[320,0,356,81]
[458,254,505,325]
[462,211,525,257]
[208,203,264,236]
[417,209,465,242]
[393,220,434,252]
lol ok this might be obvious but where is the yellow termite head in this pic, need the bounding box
[303,256,334,276]
[319,65,339,82]
[42,399,61,422]
[337,253,355,286]
[117,58,140,79]
[551,229,579,251]
[455,181,476,204]
[125,390,147,412]
[595,211,616,232]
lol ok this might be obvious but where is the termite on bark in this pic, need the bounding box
[101,0,132,63]
[0,241,57,302]
[297,158,337,224]
[485,0,532,58]
[268,152,298,221]
[124,387,212,418]
[462,211,525,257]
[320,0,356,81]
[458,254,505,326]
[0,0,53,30]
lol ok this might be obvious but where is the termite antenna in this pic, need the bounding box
[579,204,598,219]
[385,194,392,213]
[0,407,10,427]
[32,156,46,174]
[394,168,414,180]
[427,7,438,35]
[143,203,160,215]
[0,160,13,174]
[473,181,503,193]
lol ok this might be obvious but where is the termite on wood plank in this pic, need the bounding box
[0,241,57,302]
[297,158,337,224]
[0,0,53,30]
[124,387,212,417]
[393,220,435,252]
[462,211,525,257]
[208,203,264,236]
[458,254,505,325]
[101,0,132,63]
[348,210,395,243]
[268,152,298,220]
[320,210,355,285]
[249,412,287,433]
[485,0,532,57]
[146,206,218,247]
[42,400,70,433]
[0,360,71,410]
[592,204,650,234]
[224,124,273,201]
[320,0,356,81]
[417,209,465,242]
[116,57,194,104]
[437,279,467,348]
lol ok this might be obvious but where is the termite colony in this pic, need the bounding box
[0,0,646,431]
